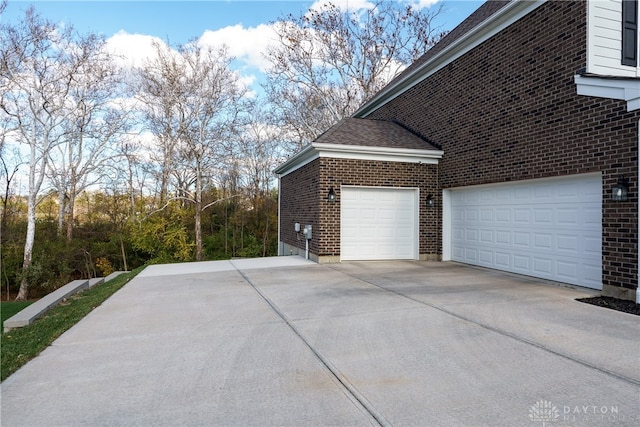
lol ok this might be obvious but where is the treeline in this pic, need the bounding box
[1,187,277,299]
[1,0,445,300]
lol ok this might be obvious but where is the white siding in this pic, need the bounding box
[588,0,639,77]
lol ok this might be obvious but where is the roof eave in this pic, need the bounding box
[313,142,443,159]
[274,142,444,177]
[273,144,317,176]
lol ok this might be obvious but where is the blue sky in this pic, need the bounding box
[2,1,484,44]
[2,0,485,95]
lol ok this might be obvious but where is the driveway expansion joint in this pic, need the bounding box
[330,266,640,388]
[230,260,390,427]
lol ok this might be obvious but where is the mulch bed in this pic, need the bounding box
[577,296,640,316]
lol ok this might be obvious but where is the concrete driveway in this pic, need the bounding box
[2,257,639,426]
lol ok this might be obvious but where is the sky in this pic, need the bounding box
[1,0,486,94]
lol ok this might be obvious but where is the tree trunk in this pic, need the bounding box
[262,207,269,257]
[120,235,128,271]
[56,190,66,237]
[66,189,75,241]
[17,197,36,301]
[195,168,203,261]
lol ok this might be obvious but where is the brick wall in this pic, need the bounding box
[279,159,320,255]
[366,1,639,296]
[279,157,439,258]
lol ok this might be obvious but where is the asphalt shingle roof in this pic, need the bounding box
[314,118,440,151]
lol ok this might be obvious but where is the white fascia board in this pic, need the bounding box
[273,144,318,177]
[313,143,443,163]
[574,75,640,111]
[273,142,443,177]
[354,0,547,118]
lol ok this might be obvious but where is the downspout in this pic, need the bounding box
[277,174,282,256]
[637,120,639,304]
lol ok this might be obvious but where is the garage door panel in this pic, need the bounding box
[556,235,578,252]
[495,252,511,268]
[533,257,553,275]
[514,209,530,223]
[479,250,493,264]
[513,232,530,247]
[465,248,478,261]
[451,174,602,289]
[496,209,510,222]
[479,230,493,243]
[513,255,530,271]
[533,233,552,250]
[466,210,479,222]
[341,187,418,261]
[480,209,493,222]
[583,207,602,225]
[557,261,579,280]
[496,231,510,245]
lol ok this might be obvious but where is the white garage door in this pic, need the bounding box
[450,174,602,289]
[341,187,418,261]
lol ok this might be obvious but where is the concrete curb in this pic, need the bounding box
[4,279,89,332]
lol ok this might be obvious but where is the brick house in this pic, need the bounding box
[274,0,640,301]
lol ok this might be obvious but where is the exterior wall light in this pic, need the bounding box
[426,194,434,208]
[612,176,629,201]
[327,187,336,202]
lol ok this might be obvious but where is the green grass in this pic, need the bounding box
[1,267,144,381]
[1,301,35,330]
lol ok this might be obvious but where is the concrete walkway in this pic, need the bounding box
[2,257,638,426]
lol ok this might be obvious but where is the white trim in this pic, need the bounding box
[274,142,443,177]
[277,175,282,256]
[442,189,452,261]
[273,145,318,177]
[354,0,547,118]
[574,75,640,112]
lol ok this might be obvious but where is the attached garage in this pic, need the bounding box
[341,186,419,261]
[446,174,602,290]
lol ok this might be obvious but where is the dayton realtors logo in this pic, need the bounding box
[529,400,560,426]
[529,400,630,425]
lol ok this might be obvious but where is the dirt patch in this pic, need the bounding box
[577,296,640,316]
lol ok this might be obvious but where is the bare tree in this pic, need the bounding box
[237,105,282,199]
[0,8,82,299]
[137,41,247,261]
[135,41,186,205]
[47,35,128,241]
[236,105,282,256]
[265,0,445,149]
[0,135,23,241]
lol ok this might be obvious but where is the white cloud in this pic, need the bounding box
[308,0,375,13]
[308,0,440,13]
[104,31,166,69]
[411,0,440,10]
[198,24,278,72]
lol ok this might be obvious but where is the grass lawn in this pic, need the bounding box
[1,301,35,330]
[0,267,143,381]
